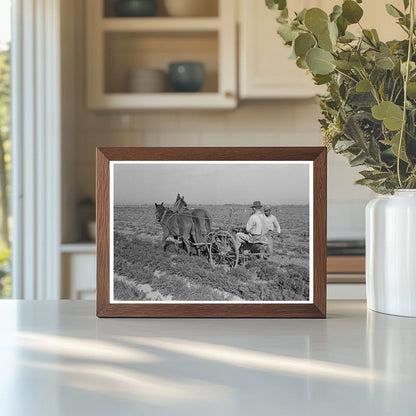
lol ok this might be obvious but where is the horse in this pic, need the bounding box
[155,203,195,254]
[173,194,211,249]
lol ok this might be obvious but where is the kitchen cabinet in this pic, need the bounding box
[61,245,96,300]
[238,0,325,99]
[60,249,365,300]
[86,0,237,109]
[238,0,404,99]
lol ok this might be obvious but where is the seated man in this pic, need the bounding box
[263,204,281,255]
[236,201,268,251]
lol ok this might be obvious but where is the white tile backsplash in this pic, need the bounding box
[328,199,369,240]
[74,98,369,239]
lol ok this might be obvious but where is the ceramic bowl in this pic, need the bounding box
[168,62,205,92]
[114,0,158,17]
[128,68,167,93]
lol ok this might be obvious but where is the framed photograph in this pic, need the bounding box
[96,147,326,318]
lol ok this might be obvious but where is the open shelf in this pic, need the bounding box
[90,92,234,109]
[87,0,236,109]
[102,17,221,31]
[104,31,218,94]
[61,242,96,254]
[103,0,219,18]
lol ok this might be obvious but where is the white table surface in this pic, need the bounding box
[0,300,415,416]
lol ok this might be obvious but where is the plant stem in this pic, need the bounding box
[334,68,358,84]
[397,0,415,188]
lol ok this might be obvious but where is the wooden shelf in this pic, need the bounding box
[89,92,235,110]
[101,17,221,32]
[327,255,365,284]
[327,256,365,274]
[61,243,96,253]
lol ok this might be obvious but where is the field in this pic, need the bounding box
[113,204,310,302]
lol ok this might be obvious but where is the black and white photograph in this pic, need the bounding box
[110,161,313,304]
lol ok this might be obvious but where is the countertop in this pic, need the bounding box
[0,300,415,415]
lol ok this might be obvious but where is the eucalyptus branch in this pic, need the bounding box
[334,68,359,84]
[390,79,398,101]
[359,69,381,104]
[397,0,415,188]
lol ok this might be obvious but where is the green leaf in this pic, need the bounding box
[360,170,392,181]
[369,136,382,163]
[333,60,353,70]
[371,29,380,42]
[277,23,298,43]
[294,33,316,58]
[385,4,404,18]
[407,82,416,99]
[306,48,335,75]
[296,8,307,23]
[401,61,416,76]
[375,55,395,70]
[372,101,404,131]
[336,15,348,36]
[355,178,377,186]
[356,79,372,92]
[348,92,377,107]
[296,57,308,69]
[313,74,332,85]
[350,151,367,167]
[339,31,356,43]
[344,114,367,147]
[334,140,355,151]
[384,132,409,162]
[266,0,287,11]
[342,0,364,24]
[304,8,329,35]
[363,29,376,46]
[318,27,334,52]
[350,54,368,70]
[330,5,342,22]
[328,21,338,44]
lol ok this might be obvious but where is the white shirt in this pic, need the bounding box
[245,211,267,235]
[264,214,281,234]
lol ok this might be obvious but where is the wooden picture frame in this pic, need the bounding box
[96,147,327,318]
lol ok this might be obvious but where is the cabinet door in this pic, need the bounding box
[239,0,403,99]
[358,0,404,41]
[239,0,326,99]
[62,253,96,300]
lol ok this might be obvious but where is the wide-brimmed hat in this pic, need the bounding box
[251,201,263,209]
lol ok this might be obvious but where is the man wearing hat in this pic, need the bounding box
[236,201,268,250]
[264,205,281,255]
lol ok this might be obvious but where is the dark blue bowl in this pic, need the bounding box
[168,62,205,93]
[114,0,157,17]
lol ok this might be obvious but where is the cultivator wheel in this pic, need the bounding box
[208,230,239,269]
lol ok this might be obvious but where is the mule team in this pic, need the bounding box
[155,194,281,257]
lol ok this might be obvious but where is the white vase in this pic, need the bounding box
[366,190,416,317]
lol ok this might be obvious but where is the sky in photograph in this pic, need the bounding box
[113,162,310,205]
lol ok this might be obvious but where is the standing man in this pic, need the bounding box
[263,205,281,254]
[236,201,268,250]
